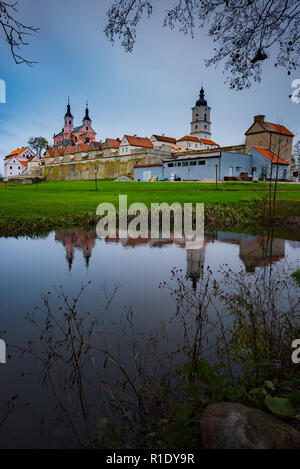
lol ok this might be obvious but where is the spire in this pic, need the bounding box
[196,87,207,107]
[83,101,91,123]
[65,97,73,118]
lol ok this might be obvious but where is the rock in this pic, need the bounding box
[200,402,300,449]
[115,176,132,182]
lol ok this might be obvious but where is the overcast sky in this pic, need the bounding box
[0,0,299,173]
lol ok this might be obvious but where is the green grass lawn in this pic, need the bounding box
[1,179,300,219]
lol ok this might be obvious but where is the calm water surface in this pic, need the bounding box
[0,228,300,448]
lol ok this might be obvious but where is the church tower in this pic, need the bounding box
[83,102,92,126]
[190,87,212,140]
[64,98,73,134]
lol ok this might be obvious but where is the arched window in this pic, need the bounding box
[204,114,207,121]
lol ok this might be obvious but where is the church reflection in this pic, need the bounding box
[55,229,96,270]
[55,229,285,288]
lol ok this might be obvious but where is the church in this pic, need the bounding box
[53,100,97,147]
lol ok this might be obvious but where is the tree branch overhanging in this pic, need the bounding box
[105,0,300,90]
[0,1,39,65]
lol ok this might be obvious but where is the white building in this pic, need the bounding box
[150,135,177,148]
[119,135,154,155]
[4,146,36,179]
[176,135,219,151]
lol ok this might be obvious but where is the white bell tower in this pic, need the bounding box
[190,87,212,140]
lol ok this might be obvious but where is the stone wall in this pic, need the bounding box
[43,150,170,181]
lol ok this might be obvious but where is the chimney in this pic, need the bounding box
[254,115,265,124]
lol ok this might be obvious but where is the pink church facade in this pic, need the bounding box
[54,100,97,147]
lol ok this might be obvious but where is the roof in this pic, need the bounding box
[75,144,89,153]
[124,135,153,148]
[45,148,55,157]
[106,138,121,149]
[253,147,289,165]
[177,136,201,143]
[245,121,294,137]
[89,141,102,151]
[64,146,76,155]
[260,122,294,137]
[54,148,65,156]
[134,163,163,168]
[152,135,177,144]
[8,147,28,157]
[201,139,219,146]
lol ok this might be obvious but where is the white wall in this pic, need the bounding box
[4,158,25,178]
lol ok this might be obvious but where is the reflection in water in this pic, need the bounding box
[55,229,96,269]
[55,229,285,288]
[0,227,297,448]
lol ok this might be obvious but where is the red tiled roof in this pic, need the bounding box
[253,147,289,165]
[19,157,33,167]
[106,138,121,149]
[5,147,28,160]
[177,136,201,143]
[261,122,294,137]
[201,139,219,146]
[134,164,163,168]
[75,144,89,153]
[124,135,153,148]
[9,147,27,157]
[54,148,65,156]
[152,135,177,144]
[65,146,76,154]
[89,141,102,151]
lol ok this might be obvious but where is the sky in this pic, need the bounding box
[0,0,299,174]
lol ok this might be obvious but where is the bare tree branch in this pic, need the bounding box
[105,0,300,89]
[0,1,39,65]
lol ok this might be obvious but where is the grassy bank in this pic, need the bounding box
[1,179,300,236]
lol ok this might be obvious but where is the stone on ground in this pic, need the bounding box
[201,402,300,449]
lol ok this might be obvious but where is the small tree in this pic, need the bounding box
[28,137,49,157]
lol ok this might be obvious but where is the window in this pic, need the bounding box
[177,162,181,167]
[188,143,191,148]
[10,166,12,169]
[190,161,197,166]
[236,166,242,172]
[198,160,206,165]
[18,166,21,170]
[195,144,198,148]
[183,162,188,167]
[168,163,174,167]
[204,125,207,129]
[204,114,207,121]
[86,126,88,130]
[195,125,198,129]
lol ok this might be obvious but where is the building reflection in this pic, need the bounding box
[55,229,96,270]
[55,229,285,287]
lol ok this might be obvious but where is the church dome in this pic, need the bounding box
[196,87,207,107]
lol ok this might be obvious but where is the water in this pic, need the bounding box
[0,228,300,448]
